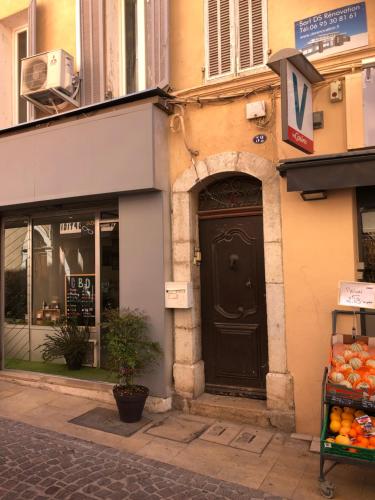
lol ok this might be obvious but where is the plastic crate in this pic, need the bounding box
[321,408,375,463]
[326,382,375,411]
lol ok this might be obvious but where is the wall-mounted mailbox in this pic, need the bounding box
[165,282,193,309]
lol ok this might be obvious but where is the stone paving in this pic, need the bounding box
[0,416,283,500]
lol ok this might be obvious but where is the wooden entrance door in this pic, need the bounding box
[199,211,268,398]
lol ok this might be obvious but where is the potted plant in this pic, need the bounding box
[103,308,162,423]
[38,318,90,370]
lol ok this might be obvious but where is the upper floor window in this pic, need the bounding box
[14,28,28,124]
[81,0,168,106]
[205,0,266,80]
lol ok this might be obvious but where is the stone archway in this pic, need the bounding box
[172,152,294,412]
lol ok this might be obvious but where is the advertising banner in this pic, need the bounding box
[295,2,368,60]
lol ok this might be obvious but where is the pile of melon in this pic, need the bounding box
[326,405,375,450]
[328,341,375,392]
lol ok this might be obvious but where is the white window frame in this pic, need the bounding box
[12,25,29,125]
[120,0,146,95]
[204,0,269,83]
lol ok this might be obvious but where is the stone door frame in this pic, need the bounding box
[172,152,294,412]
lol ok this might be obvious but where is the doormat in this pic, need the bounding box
[69,407,151,437]
[145,415,209,443]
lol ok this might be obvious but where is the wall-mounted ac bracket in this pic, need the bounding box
[23,87,79,115]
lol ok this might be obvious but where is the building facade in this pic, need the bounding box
[1,0,375,435]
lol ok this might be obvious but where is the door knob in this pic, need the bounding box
[245,279,252,288]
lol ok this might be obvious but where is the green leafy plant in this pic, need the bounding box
[102,308,162,387]
[37,318,90,370]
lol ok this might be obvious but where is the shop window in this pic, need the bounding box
[32,216,96,326]
[4,220,29,325]
[205,0,266,80]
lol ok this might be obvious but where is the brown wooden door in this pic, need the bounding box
[199,213,268,398]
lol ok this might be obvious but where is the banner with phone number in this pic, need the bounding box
[295,2,368,60]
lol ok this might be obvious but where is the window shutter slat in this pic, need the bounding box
[28,0,36,56]
[206,0,233,79]
[80,0,105,105]
[251,0,264,66]
[237,0,264,73]
[146,0,170,89]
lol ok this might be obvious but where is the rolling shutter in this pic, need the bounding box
[79,0,105,105]
[237,0,264,71]
[206,0,234,79]
[146,0,170,89]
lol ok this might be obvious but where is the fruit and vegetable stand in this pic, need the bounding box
[319,310,375,498]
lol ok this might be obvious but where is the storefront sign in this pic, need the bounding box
[295,2,368,60]
[60,222,94,236]
[338,280,375,309]
[65,274,95,325]
[281,60,313,154]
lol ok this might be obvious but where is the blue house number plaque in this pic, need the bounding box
[253,134,267,144]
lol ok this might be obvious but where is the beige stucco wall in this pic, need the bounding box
[281,187,358,434]
[170,0,375,433]
[0,0,373,434]
[0,0,76,59]
[0,0,29,20]
[36,0,76,59]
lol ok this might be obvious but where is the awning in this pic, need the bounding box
[278,150,375,192]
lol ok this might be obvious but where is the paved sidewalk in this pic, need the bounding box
[0,416,280,500]
[0,379,374,499]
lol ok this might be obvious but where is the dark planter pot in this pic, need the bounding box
[64,355,83,370]
[113,385,149,423]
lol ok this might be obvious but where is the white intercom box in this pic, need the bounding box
[165,282,193,309]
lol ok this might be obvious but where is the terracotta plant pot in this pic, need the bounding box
[113,385,149,423]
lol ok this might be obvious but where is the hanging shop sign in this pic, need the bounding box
[295,2,368,60]
[338,280,375,309]
[281,60,313,154]
[267,48,323,155]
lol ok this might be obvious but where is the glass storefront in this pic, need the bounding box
[2,207,119,373]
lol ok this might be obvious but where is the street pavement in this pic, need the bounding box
[0,416,282,500]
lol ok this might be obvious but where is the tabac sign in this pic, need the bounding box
[267,48,324,155]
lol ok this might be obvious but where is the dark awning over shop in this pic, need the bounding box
[278,150,375,192]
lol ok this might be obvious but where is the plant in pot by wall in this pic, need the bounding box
[103,308,162,423]
[38,318,90,370]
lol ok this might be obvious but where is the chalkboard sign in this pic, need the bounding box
[65,274,95,325]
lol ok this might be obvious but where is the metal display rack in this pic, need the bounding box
[319,310,375,498]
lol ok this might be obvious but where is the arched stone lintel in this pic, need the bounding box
[173,152,274,194]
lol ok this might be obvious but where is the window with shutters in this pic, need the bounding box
[0,1,35,128]
[120,0,146,95]
[205,0,267,81]
[102,0,169,103]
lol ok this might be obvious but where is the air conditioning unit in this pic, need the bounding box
[21,49,79,110]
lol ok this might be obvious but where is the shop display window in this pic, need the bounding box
[4,220,29,324]
[3,207,119,370]
[32,216,96,326]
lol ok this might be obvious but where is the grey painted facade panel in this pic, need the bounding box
[0,103,167,208]
[119,192,172,398]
